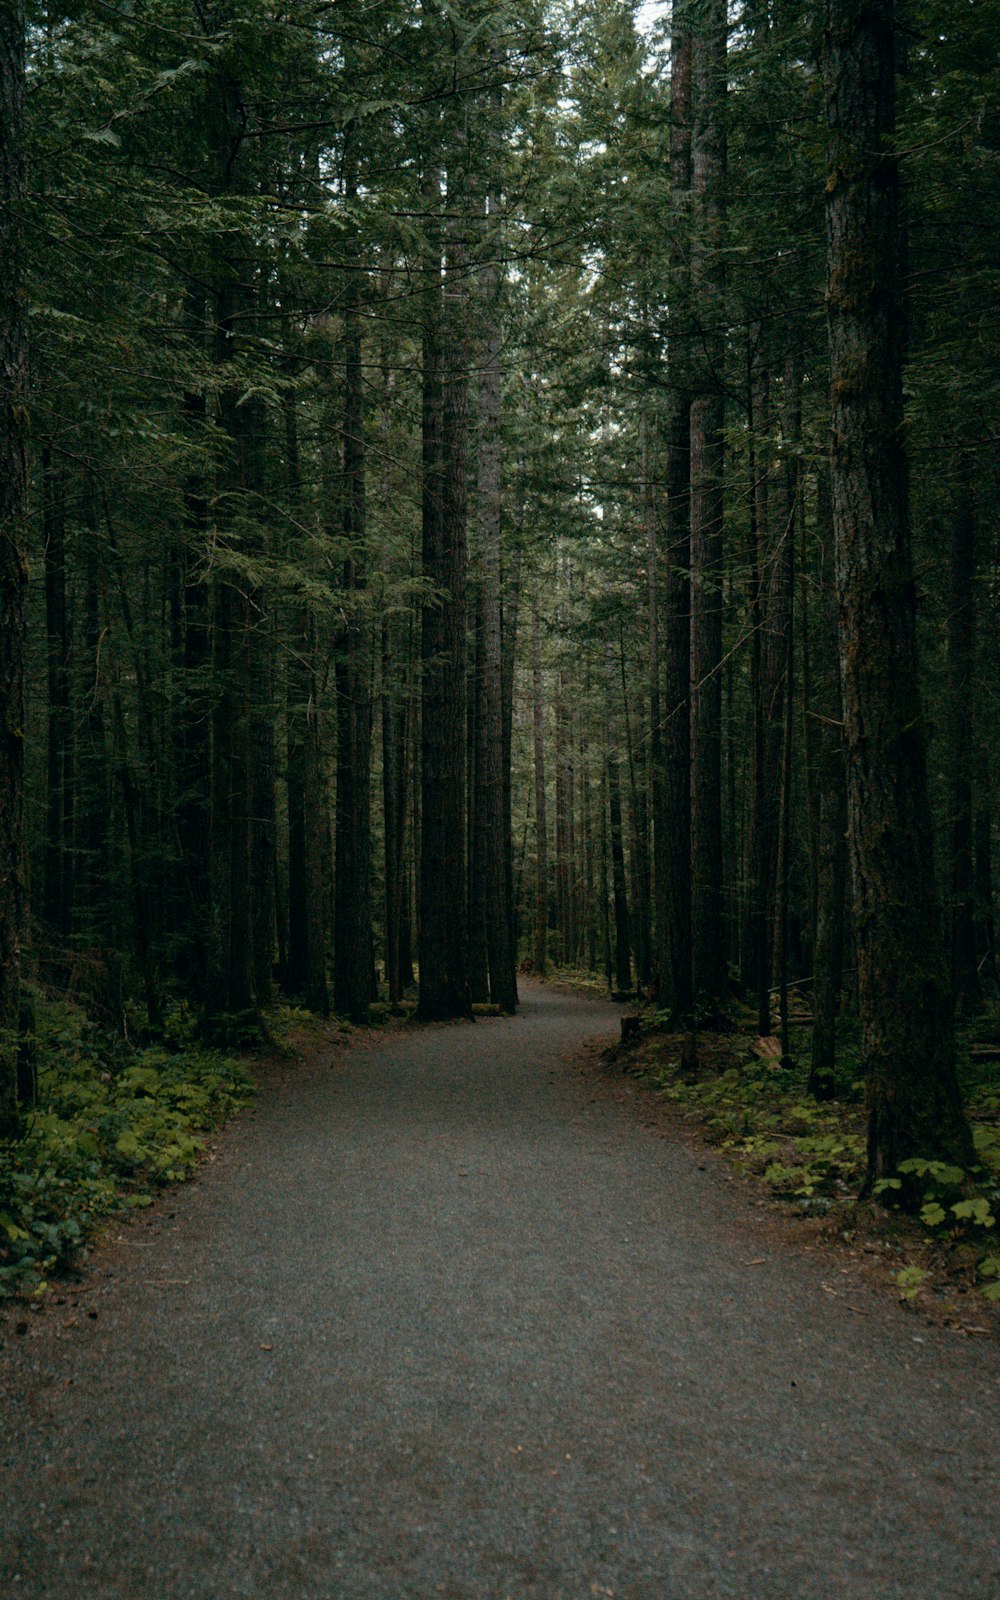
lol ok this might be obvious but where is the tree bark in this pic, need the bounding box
[418,166,471,1020]
[0,2,29,1134]
[501,545,521,997]
[605,644,632,994]
[689,0,728,1017]
[43,447,73,937]
[658,0,694,1022]
[824,0,972,1186]
[808,473,846,1100]
[474,193,517,1011]
[946,460,981,1013]
[334,152,373,1023]
[532,601,548,974]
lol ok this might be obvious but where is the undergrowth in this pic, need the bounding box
[622,1007,1000,1312]
[0,990,254,1299]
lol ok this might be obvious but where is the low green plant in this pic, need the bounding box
[0,995,253,1298]
[979,1256,1000,1301]
[896,1264,928,1301]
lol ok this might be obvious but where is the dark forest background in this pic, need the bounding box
[3,0,1000,1227]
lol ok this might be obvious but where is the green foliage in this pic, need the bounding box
[979,1257,1000,1302]
[875,1153,998,1236]
[637,1040,867,1208]
[896,1265,928,1302]
[629,1017,1000,1312]
[0,997,253,1298]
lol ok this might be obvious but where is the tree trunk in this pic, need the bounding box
[745,339,771,1033]
[620,630,650,986]
[946,460,981,1013]
[658,0,694,1022]
[43,447,73,937]
[334,154,373,1023]
[468,592,489,1002]
[474,203,517,1011]
[605,644,632,994]
[554,665,569,962]
[975,803,996,989]
[808,477,847,1100]
[824,0,972,1186]
[250,613,277,1009]
[418,169,471,1020]
[176,382,213,991]
[382,616,410,1005]
[599,767,613,992]
[0,2,29,1134]
[532,602,548,974]
[689,0,728,1018]
[501,545,521,996]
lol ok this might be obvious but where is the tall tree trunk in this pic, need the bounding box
[501,545,521,996]
[689,0,728,1019]
[605,645,632,994]
[745,339,771,1033]
[645,409,665,996]
[43,448,73,936]
[250,611,276,1009]
[824,0,972,1186]
[532,602,548,974]
[108,686,163,1032]
[565,693,578,963]
[334,152,373,1023]
[282,385,326,1008]
[658,0,694,1022]
[176,383,213,990]
[0,1,29,1134]
[947,459,981,1013]
[975,803,996,989]
[620,630,650,986]
[583,741,597,972]
[382,615,411,1005]
[809,472,846,1100]
[769,348,802,1054]
[202,78,259,1038]
[474,194,517,1011]
[418,167,471,1020]
[554,664,569,962]
[77,550,110,947]
[205,344,257,1032]
[599,767,613,991]
[468,592,489,1002]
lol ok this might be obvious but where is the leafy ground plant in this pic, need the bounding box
[0,992,253,1298]
[608,1002,1000,1322]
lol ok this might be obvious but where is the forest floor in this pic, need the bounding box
[550,981,1000,1338]
[1,979,999,1599]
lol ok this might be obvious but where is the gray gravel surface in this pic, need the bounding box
[2,980,999,1599]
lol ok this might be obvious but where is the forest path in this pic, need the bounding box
[2,980,999,1600]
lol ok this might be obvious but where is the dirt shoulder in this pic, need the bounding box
[570,1020,1000,1342]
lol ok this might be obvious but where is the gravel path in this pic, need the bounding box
[2,980,999,1599]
